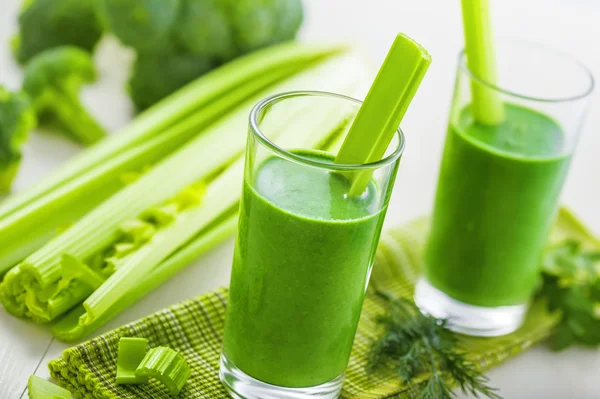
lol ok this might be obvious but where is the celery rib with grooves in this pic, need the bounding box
[1,53,367,325]
[461,0,504,124]
[0,42,342,219]
[0,60,305,276]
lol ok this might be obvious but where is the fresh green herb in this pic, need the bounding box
[135,347,191,396]
[368,292,501,399]
[97,0,304,109]
[12,0,103,64]
[116,337,149,384]
[538,239,600,351]
[22,46,106,145]
[27,375,71,399]
[0,86,37,193]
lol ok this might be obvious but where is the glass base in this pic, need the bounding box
[414,278,527,337]
[219,353,343,399]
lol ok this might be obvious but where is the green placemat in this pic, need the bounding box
[48,208,598,398]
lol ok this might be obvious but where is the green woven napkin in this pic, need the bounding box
[49,208,598,399]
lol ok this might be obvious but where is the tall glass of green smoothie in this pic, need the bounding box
[415,40,594,336]
[220,91,404,399]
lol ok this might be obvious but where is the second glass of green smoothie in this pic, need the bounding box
[415,40,594,337]
[219,91,404,399]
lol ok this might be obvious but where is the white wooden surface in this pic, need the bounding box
[1,0,600,398]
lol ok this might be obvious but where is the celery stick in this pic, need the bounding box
[52,213,238,341]
[335,33,431,196]
[0,42,344,221]
[116,337,149,384]
[461,0,504,124]
[0,61,301,276]
[2,52,365,323]
[27,375,71,399]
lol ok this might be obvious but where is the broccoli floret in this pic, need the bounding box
[12,0,103,64]
[228,0,304,52]
[95,0,181,52]
[129,49,214,110]
[0,87,37,193]
[174,0,236,60]
[22,47,106,146]
[99,0,303,109]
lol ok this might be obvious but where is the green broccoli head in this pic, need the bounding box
[0,87,37,193]
[95,0,181,52]
[22,46,106,146]
[99,0,303,108]
[129,48,215,111]
[227,0,304,52]
[173,0,236,60]
[12,0,103,65]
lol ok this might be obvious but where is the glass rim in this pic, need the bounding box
[249,90,406,172]
[458,38,595,103]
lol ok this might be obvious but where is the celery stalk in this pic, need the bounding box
[0,42,344,221]
[461,0,504,124]
[1,52,367,323]
[52,213,238,341]
[0,61,302,276]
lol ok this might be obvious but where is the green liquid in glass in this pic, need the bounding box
[425,103,570,307]
[223,151,385,387]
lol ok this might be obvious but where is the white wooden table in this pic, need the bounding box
[1,0,599,398]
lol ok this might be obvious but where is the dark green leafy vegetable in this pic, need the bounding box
[368,293,501,399]
[11,0,103,64]
[22,46,106,145]
[0,86,36,193]
[538,239,600,350]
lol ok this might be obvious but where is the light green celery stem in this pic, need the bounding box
[28,375,71,399]
[79,76,363,326]
[0,62,301,277]
[0,42,344,221]
[51,92,106,145]
[52,213,238,342]
[3,53,361,323]
[461,0,504,124]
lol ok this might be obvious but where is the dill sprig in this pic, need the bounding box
[367,292,501,399]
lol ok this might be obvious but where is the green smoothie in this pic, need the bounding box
[222,151,385,388]
[425,103,570,307]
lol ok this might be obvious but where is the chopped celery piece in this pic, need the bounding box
[461,0,504,124]
[335,33,430,196]
[28,375,70,399]
[135,347,190,396]
[116,337,149,385]
[1,51,367,324]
